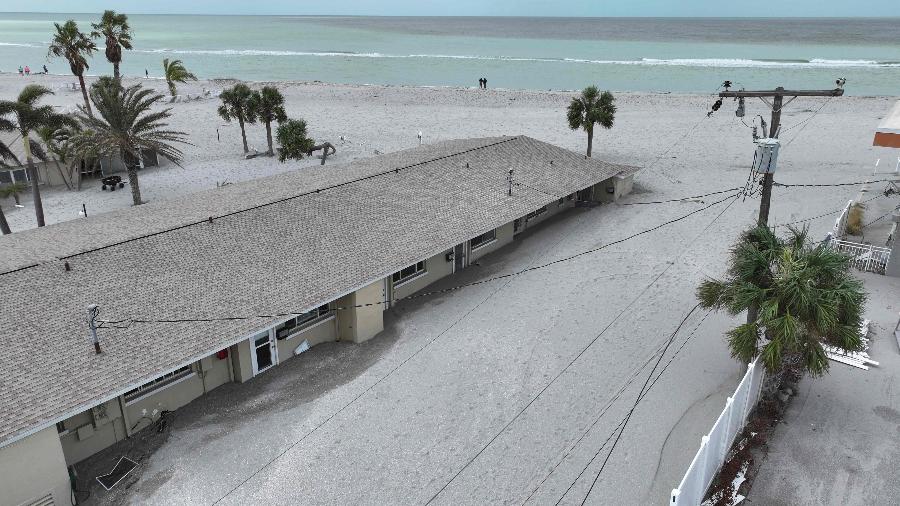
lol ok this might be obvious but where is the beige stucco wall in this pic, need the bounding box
[59,398,127,465]
[392,251,454,301]
[276,316,338,362]
[469,222,515,262]
[593,174,634,203]
[0,426,71,506]
[337,280,385,343]
[516,197,575,233]
[125,373,204,433]
[199,353,232,393]
[231,340,254,383]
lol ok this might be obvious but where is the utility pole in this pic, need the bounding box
[719,85,844,226]
[87,304,102,354]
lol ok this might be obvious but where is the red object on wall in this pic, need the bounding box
[216,349,229,360]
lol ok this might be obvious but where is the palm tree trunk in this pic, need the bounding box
[239,118,249,153]
[265,121,274,155]
[127,165,142,206]
[586,127,593,158]
[78,73,93,117]
[23,135,45,227]
[0,205,10,235]
[113,62,120,81]
[51,156,72,191]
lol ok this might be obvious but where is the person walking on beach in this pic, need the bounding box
[17,66,23,76]
[145,68,149,78]
[483,77,487,89]
[24,66,30,75]
[42,65,48,74]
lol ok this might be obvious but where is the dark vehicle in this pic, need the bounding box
[101,176,125,191]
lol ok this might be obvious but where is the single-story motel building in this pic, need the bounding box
[0,136,636,505]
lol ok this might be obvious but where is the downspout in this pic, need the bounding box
[118,396,132,438]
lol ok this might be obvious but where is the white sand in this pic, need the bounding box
[2,72,894,237]
[3,73,898,504]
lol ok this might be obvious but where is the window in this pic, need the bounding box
[124,365,193,401]
[275,304,331,340]
[526,206,548,221]
[392,260,426,285]
[470,229,497,249]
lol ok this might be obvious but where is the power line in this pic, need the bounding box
[774,179,895,188]
[0,137,522,277]
[772,193,883,229]
[575,304,702,506]
[98,193,741,328]
[209,198,582,505]
[520,309,712,505]
[621,187,743,205]
[423,194,740,504]
[780,96,835,149]
[546,309,713,506]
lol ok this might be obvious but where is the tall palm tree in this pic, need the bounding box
[72,81,189,206]
[36,125,72,190]
[91,10,133,81]
[48,20,97,117]
[248,86,287,156]
[276,119,314,162]
[0,85,71,227]
[566,86,616,158]
[217,84,256,154]
[697,226,867,377]
[0,183,28,235]
[0,117,19,234]
[162,58,197,97]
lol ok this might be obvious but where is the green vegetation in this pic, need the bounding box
[276,119,315,163]
[217,84,256,154]
[162,58,197,98]
[91,10,132,81]
[48,20,97,116]
[566,86,616,158]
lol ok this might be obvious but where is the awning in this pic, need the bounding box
[874,100,900,148]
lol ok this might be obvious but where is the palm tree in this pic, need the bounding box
[162,58,197,97]
[71,81,189,206]
[566,86,616,158]
[0,85,71,227]
[217,84,256,154]
[276,119,315,162]
[91,10,132,81]
[0,183,27,235]
[0,120,20,234]
[48,20,97,117]
[248,86,287,156]
[36,125,72,190]
[697,226,867,378]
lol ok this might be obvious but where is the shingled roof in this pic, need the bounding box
[0,135,636,448]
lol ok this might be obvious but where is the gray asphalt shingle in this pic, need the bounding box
[0,135,636,448]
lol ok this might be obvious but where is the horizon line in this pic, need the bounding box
[2,12,899,18]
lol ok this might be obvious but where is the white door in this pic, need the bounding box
[250,329,278,375]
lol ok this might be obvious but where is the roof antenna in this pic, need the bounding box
[87,304,102,354]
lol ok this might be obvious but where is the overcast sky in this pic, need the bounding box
[4,0,900,17]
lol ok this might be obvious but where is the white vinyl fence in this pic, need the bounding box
[830,239,891,274]
[671,357,765,506]
[831,200,853,240]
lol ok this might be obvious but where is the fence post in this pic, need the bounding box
[741,362,755,423]
[721,397,734,460]
[697,435,710,497]
[866,245,873,272]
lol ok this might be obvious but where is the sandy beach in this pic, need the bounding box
[2,71,898,504]
[1,72,894,236]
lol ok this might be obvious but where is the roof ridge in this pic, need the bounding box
[0,136,520,277]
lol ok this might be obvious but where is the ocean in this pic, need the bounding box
[1,14,899,95]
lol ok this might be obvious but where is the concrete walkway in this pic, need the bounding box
[747,272,900,506]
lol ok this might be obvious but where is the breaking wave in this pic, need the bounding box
[131,48,900,68]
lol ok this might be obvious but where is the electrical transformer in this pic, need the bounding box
[753,138,780,174]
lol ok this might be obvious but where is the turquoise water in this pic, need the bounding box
[1,14,899,95]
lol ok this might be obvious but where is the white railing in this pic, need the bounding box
[831,200,853,240]
[671,357,765,506]
[830,239,891,274]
